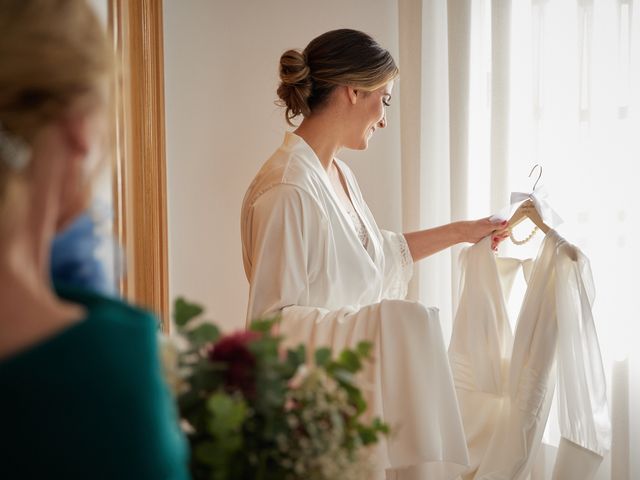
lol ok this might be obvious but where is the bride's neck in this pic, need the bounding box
[293,116,342,171]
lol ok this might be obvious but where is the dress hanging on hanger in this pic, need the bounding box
[451,168,609,479]
[449,231,611,480]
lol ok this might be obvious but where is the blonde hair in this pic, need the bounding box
[277,29,399,126]
[0,0,112,194]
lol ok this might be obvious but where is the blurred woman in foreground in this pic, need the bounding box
[0,1,189,478]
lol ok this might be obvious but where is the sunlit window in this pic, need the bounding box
[468,0,639,468]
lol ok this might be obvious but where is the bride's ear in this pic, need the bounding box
[346,85,358,105]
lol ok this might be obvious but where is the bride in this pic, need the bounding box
[241,28,509,479]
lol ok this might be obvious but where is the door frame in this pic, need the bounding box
[108,0,170,331]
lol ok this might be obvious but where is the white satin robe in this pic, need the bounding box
[449,231,611,480]
[241,132,469,478]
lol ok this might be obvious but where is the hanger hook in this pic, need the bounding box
[528,164,542,191]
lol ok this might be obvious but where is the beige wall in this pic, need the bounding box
[163,0,402,331]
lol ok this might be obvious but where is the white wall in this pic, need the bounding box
[163,0,402,331]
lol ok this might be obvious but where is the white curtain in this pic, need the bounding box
[398,0,639,478]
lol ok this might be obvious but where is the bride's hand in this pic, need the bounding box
[460,217,510,250]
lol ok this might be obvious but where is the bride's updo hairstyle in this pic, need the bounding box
[276,29,399,126]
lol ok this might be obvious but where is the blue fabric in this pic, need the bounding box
[51,211,117,296]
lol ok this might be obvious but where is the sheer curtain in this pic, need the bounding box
[398,1,638,478]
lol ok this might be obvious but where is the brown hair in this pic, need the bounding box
[277,29,399,126]
[0,0,112,194]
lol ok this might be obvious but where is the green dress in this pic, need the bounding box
[0,284,190,479]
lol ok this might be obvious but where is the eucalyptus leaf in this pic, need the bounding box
[357,426,378,445]
[352,391,367,414]
[338,349,362,372]
[356,341,373,359]
[206,392,247,438]
[174,297,204,327]
[314,347,331,367]
[332,368,356,386]
[372,417,390,434]
[187,323,220,346]
[287,344,306,367]
[249,317,278,334]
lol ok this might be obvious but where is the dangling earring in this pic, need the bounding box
[0,123,31,171]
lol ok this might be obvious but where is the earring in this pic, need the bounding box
[0,123,31,171]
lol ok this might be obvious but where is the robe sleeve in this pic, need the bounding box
[555,245,611,457]
[379,229,414,300]
[243,184,325,323]
[278,300,469,475]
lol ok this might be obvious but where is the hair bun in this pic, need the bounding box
[279,49,310,85]
[276,49,312,125]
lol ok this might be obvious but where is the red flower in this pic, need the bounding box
[208,331,261,398]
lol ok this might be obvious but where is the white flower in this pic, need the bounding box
[158,334,187,395]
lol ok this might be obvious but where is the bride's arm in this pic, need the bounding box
[404,217,509,262]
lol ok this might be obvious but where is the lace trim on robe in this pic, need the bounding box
[381,230,414,299]
[346,207,370,250]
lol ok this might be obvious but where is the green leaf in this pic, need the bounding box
[356,341,373,359]
[286,344,306,366]
[188,359,224,392]
[372,417,390,434]
[174,297,204,327]
[356,417,389,446]
[314,347,332,367]
[205,392,247,438]
[249,316,279,333]
[352,391,367,414]
[332,368,356,386]
[280,347,303,377]
[248,337,279,358]
[358,426,378,445]
[337,349,362,373]
[187,323,220,346]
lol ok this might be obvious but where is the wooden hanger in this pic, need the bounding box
[507,165,551,234]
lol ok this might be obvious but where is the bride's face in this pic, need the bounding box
[344,80,394,151]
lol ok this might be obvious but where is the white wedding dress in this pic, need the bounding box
[449,231,611,480]
[241,132,469,479]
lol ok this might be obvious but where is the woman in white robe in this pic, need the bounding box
[241,29,509,480]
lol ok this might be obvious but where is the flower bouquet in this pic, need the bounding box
[167,298,388,480]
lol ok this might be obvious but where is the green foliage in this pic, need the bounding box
[170,298,388,480]
[174,297,204,327]
[314,347,331,367]
[248,317,278,334]
[206,392,247,442]
[187,323,220,347]
[355,341,373,359]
